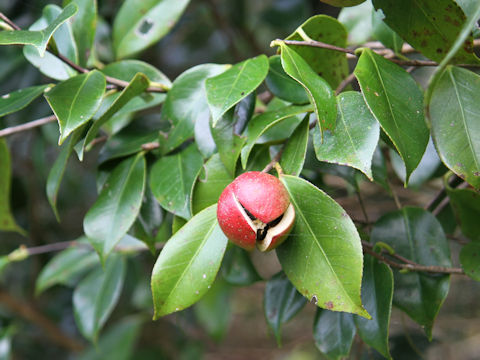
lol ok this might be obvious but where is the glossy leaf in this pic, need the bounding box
[45,70,106,144]
[320,0,365,6]
[73,255,126,341]
[43,4,78,63]
[192,154,233,215]
[370,207,451,339]
[313,91,379,180]
[240,105,312,169]
[371,145,389,190]
[0,3,77,56]
[102,60,171,88]
[446,186,480,241]
[0,139,24,235]
[113,0,190,59]
[132,186,164,251]
[338,1,373,44]
[151,204,228,318]
[206,55,268,126]
[371,0,480,64]
[313,310,356,360]
[79,73,150,159]
[285,15,349,88]
[150,144,203,220]
[264,272,307,345]
[277,43,336,136]
[277,175,368,317]
[390,138,440,188]
[195,110,216,158]
[77,316,143,360]
[194,280,232,341]
[83,153,146,261]
[23,45,77,81]
[280,115,309,176]
[162,64,228,154]
[460,242,480,281]
[46,128,85,220]
[265,55,308,104]
[210,109,246,176]
[68,0,97,67]
[354,255,393,359]
[0,85,50,118]
[221,247,261,286]
[355,48,429,184]
[429,66,480,189]
[35,241,99,295]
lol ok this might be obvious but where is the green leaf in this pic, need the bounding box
[390,138,440,188]
[429,67,480,189]
[113,0,190,59]
[313,309,356,360]
[23,45,77,81]
[240,105,312,169]
[277,175,369,317]
[77,316,143,360]
[83,153,146,261]
[354,48,429,184]
[280,115,310,176]
[132,186,164,252]
[67,0,97,67]
[194,280,232,342]
[0,3,77,56]
[151,204,228,318]
[446,185,480,241]
[206,55,268,126]
[0,85,51,118]
[192,154,234,215]
[35,240,99,295]
[371,0,480,64]
[285,15,349,88]
[102,60,171,88]
[43,4,78,63]
[277,43,336,136]
[46,127,85,220]
[162,64,228,154]
[78,73,150,159]
[460,242,480,281]
[313,91,379,180]
[371,145,389,190]
[370,207,451,339]
[73,255,126,341]
[45,70,105,145]
[221,247,261,286]
[320,0,365,6]
[354,255,393,359]
[338,1,373,44]
[265,55,309,104]
[264,271,307,346]
[150,144,203,220]
[0,139,25,235]
[195,110,216,159]
[210,109,246,176]
[371,8,402,53]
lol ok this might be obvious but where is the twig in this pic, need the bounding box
[362,243,464,275]
[281,39,355,55]
[0,12,20,30]
[431,181,469,216]
[335,72,356,95]
[262,145,285,173]
[0,291,84,351]
[0,115,57,138]
[356,191,369,225]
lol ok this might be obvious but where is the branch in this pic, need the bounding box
[0,291,84,351]
[362,241,464,275]
[0,115,57,138]
[277,39,480,68]
[262,145,285,173]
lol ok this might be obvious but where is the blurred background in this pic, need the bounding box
[1,0,479,359]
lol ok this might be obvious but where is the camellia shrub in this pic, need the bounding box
[0,0,479,358]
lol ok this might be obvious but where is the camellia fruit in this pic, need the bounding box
[217,171,295,251]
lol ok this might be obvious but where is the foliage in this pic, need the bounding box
[0,0,479,358]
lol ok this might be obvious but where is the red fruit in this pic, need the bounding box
[217,171,295,251]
